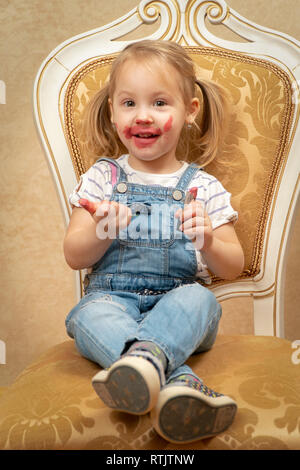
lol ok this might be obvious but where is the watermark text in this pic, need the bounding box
[95,201,204,250]
[0,339,6,364]
[0,80,6,104]
[291,340,300,365]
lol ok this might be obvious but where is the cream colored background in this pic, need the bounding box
[0,0,299,387]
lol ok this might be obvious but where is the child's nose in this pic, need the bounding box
[135,117,153,125]
[135,110,154,125]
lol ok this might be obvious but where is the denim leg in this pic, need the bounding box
[65,291,141,368]
[136,283,222,376]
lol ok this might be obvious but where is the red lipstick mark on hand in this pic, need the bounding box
[79,198,96,215]
[163,116,173,133]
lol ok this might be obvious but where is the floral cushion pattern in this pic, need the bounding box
[0,335,299,450]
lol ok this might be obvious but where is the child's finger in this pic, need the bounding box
[80,198,132,231]
[79,199,116,224]
[174,208,183,220]
[175,201,204,223]
[95,202,111,219]
[179,216,205,232]
[95,201,132,238]
[79,198,98,215]
[183,226,205,250]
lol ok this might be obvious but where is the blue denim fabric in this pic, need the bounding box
[65,158,222,382]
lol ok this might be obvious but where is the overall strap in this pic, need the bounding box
[175,163,201,191]
[95,157,128,186]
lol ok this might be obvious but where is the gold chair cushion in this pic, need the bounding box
[0,388,8,401]
[64,48,294,282]
[0,335,299,450]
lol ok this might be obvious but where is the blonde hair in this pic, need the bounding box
[83,40,228,167]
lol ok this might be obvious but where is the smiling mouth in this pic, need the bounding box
[134,133,160,139]
[131,131,161,148]
[123,126,162,148]
[130,126,162,139]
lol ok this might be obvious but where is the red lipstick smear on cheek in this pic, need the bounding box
[163,116,173,133]
[123,126,132,139]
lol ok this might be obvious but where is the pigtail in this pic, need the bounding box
[82,84,125,160]
[193,79,229,166]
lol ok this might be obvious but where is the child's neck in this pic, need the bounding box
[128,155,183,174]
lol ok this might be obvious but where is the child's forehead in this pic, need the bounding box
[116,57,179,84]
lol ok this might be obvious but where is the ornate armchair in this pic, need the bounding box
[0,0,299,450]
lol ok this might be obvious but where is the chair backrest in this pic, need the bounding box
[33,0,300,338]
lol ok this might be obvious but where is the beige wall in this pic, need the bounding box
[0,0,299,387]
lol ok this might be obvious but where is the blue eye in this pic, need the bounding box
[124,100,135,107]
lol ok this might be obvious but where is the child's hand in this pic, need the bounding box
[79,198,132,239]
[175,200,213,251]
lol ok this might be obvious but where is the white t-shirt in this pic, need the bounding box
[69,154,238,284]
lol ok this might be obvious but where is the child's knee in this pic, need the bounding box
[180,283,222,326]
[180,282,219,308]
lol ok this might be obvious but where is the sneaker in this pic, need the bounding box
[92,350,165,415]
[150,379,237,443]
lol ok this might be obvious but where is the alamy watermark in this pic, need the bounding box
[291,340,300,365]
[292,78,300,105]
[1,81,6,362]
[0,339,6,364]
[0,80,6,104]
[95,201,205,250]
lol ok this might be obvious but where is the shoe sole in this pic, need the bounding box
[151,385,237,443]
[92,356,161,415]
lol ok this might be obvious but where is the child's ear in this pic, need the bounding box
[186,97,200,125]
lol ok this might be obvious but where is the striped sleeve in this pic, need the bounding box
[68,160,113,208]
[189,171,238,230]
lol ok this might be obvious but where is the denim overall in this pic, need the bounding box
[66,158,222,381]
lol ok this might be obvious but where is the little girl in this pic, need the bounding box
[64,40,244,444]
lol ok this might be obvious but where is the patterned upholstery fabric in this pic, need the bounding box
[0,388,8,401]
[64,47,294,282]
[0,336,299,450]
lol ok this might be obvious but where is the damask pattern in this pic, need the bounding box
[0,337,299,450]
